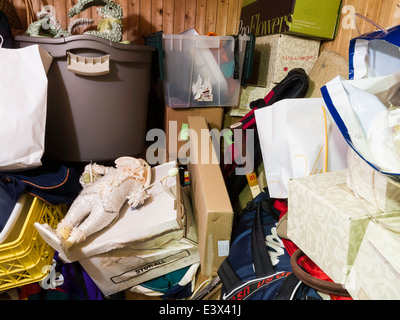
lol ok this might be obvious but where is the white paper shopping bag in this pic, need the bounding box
[0,43,52,171]
[254,98,347,198]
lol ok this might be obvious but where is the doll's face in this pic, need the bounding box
[115,157,141,170]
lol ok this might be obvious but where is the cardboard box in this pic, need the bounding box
[165,106,224,161]
[287,170,390,284]
[187,116,234,276]
[249,34,320,86]
[346,217,400,300]
[45,162,188,263]
[239,0,342,40]
[79,185,199,297]
[346,148,400,213]
[232,34,320,116]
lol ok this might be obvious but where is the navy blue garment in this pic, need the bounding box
[0,165,82,205]
[218,192,322,300]
[0,10,15,48]
[0,180,17,232]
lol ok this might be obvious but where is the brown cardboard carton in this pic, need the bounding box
[187,116,234,276]
[165,106,224,161]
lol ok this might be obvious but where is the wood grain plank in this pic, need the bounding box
[378,0,396,28]
[322,0,357,58]
[140,0,152,41]
[184,0,196,31]
[391,1,400,27]
[205,0,218,33]
[195,0,207,34]
[362,0,383,33]
[127,0,140,42]
[215,0,228,35]
[226,0,240,34]
[162,0,174,34]
[117,0,129,40]
[352,0,370,36]
[12,0,33,30]
[151,0,163,32]
[51,0,68,30]
[173,0,185,33]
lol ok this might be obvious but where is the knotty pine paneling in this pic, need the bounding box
[12,0,400,58]
[322,0,400,58]
[12,0,243,44]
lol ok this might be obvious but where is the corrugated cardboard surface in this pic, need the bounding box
[305,50,349,98]
[165,106,224,161]
[187,116,233,276]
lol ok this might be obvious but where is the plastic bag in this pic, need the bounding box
[349,24,400,79]
[321,71,400,183]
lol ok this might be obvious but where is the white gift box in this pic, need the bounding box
[287,169,391,284]
[346,148,400,213]
[346,217,400,300]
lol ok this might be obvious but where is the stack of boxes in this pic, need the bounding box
[35,162,200,296]
[143,0,344,280]
[233,0,342,116]
[286,149,400,300]
[146,32,245,277]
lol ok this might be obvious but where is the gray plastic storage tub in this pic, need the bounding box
[15,35,155,163]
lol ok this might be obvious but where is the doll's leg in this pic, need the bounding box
[56,193,94,240]
[65,198,119,247]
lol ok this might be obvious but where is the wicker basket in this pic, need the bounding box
[0,0,34,35]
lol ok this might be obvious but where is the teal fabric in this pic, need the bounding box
[140,266,190,293]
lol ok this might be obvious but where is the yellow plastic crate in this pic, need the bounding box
[0,194,67,290]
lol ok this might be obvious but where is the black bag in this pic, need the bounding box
[217,192,322,300]
[0,10,15,48]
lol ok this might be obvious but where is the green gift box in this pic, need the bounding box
[239,0,342,40]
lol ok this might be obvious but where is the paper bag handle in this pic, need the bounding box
[290,249,351,297]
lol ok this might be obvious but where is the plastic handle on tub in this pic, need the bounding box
[67,51,110,76]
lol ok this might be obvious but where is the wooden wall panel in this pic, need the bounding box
[11,0,400,56]
[322,0,400,58]
[12,0,243,44]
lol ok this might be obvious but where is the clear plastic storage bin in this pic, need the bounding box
[147,33,252,108]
